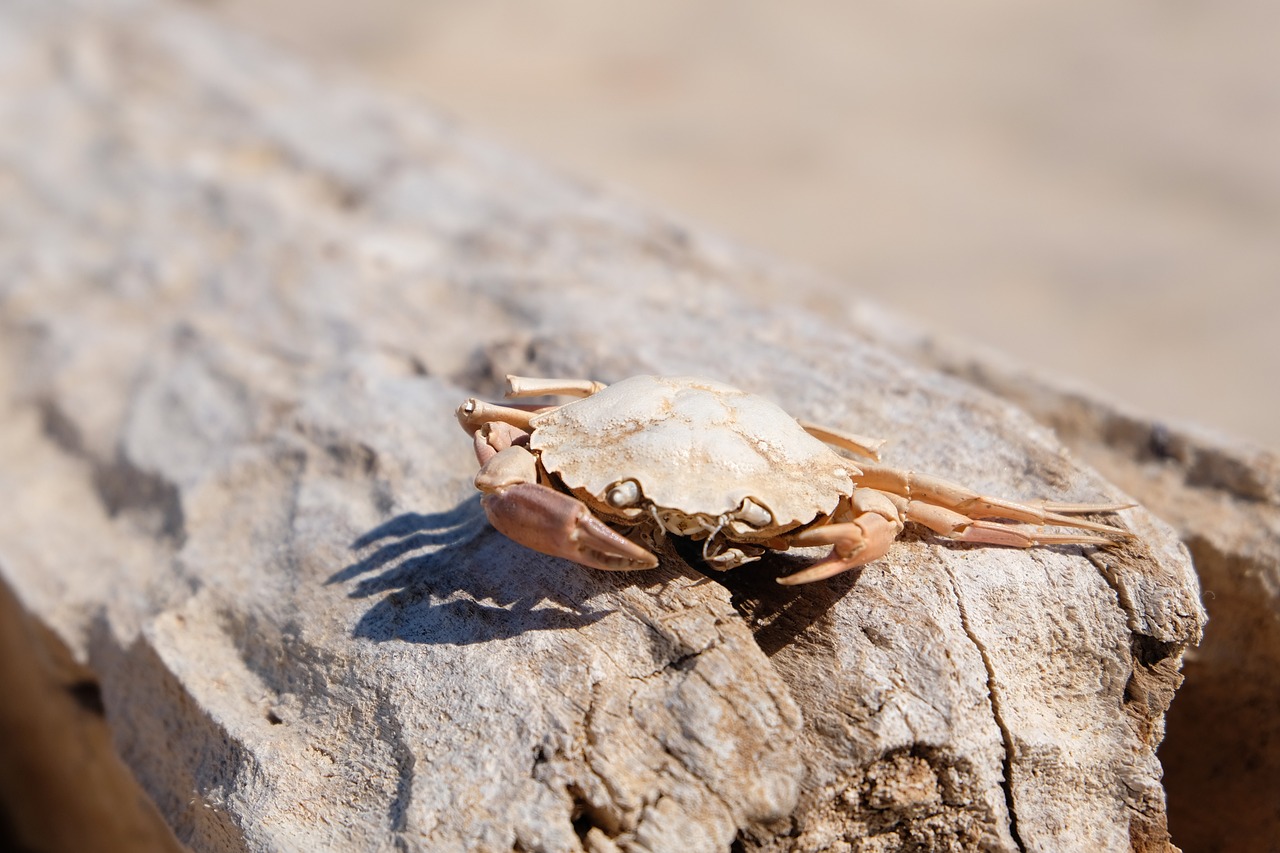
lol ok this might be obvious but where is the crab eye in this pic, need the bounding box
[737,498,773,528]
[606,480,641,508]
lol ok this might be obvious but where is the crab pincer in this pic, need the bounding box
[461,411,658,571]
[481,483,658,572]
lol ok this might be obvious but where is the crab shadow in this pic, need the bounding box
[333,497,886,653]
[669,535,864,658]
[329,496,620,646]
[700,532,1105,657]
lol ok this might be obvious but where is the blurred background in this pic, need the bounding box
[196,0,1279,450]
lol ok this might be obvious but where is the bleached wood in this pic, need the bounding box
[0,2,1203,851]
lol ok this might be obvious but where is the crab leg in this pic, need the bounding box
[778,473,1126,585]
[777,489,903,585]
[472,441,657,572]
[900,499,1116,548]
[800,421,887,461]
[456,399,538,435]
[506,375,607,399]
[855,461,1135,536]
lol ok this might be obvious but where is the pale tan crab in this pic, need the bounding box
[455,375,1132,584]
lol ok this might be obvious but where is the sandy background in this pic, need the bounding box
[197,0,1279,450]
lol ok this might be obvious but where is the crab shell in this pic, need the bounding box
[527,375,859,541]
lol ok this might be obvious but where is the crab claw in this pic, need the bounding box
[482,482,658,572]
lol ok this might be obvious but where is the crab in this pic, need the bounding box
[455,375,1132,585]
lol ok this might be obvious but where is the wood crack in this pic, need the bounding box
[942,564,1026,853]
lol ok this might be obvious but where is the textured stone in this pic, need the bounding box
[0,2,1203,851]
[860,309,1279,853]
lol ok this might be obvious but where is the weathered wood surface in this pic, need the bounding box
[861,313,1280,853]
[0,2,1203,851]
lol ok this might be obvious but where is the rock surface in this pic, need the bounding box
[859,313,1280,853]
[0,2,1204,851]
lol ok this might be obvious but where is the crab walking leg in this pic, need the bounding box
[506,375,607,399]
[473,442,658,572]
[777,489,904,585]
[456,399,539,435]
[902,499,1117,548]
[856,461,1135,536]
[777,480,1122,585]
[799,421,887,461]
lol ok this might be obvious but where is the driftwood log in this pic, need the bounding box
[860,315,1280,853]
[0,2,1206,851]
